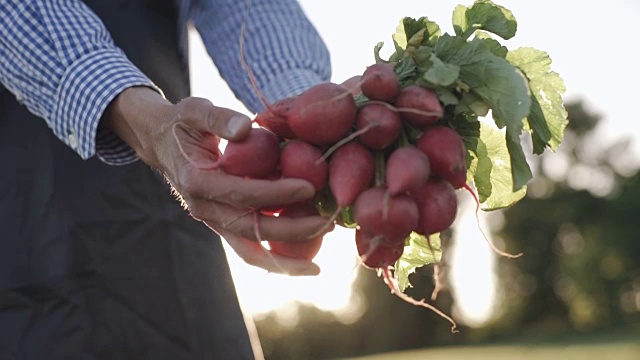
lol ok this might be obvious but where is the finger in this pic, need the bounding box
[194,201,333,242]
[222,231,321,276]
[185,171,316,209]
[175,97,252,140]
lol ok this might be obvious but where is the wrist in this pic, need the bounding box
[103,86,172,169]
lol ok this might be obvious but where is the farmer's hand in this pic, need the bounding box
[103,86,329,276]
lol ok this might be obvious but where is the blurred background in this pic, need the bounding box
[188,1,640,359]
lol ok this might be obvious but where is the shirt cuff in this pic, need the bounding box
[50,48,161,165]
[260,69,327,109]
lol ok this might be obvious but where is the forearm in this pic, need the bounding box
[102,87,173,170]
[191,0,332,113]
[0,0,159,164]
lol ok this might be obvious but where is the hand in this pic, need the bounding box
[103,87,330,276]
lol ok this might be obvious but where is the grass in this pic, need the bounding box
[340,330,640,360]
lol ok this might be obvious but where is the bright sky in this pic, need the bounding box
[189,0,640,324]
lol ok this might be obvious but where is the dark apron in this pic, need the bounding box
[0,1,258,359]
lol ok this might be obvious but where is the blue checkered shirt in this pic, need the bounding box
[0,0,331,164]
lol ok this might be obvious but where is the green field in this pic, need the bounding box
[341,332,640,360]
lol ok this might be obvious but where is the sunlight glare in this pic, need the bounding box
[449,197,498,327]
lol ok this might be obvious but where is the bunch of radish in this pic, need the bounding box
[175,0,570,334]
[200,62,474,331]
[170,56,499,332]
[251,63,468,267]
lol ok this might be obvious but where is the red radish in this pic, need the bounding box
[269,236,323,261]
[394,85,444,128]
[254,97,298,138]
[385,146,431,196]
[280,140,328,192]
[355,229,404,269]
[361,63,400,102]
[268,202,324,261]
[355,103,402,150]
[416,126,467,189]
[414,178,458,235]
[329,142,375,208]
[287,82,357,145]
[219,127,281,178]
[353,187,418,245]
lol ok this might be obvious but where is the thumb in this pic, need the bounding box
[176,97,252,141]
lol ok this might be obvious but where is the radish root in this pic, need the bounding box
[252,211,292,276]
[307,205,341,240]
[431,264,443,301]
[424,234,444,301]
[316,122,378,165]
[240,0,274,115]
[172,123,221,170]
[463,183,523,259]
[381,267,458,333]
[361,100,443,119]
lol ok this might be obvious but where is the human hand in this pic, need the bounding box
[103,87,331,276]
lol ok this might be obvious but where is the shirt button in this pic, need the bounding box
[68,132,79,150]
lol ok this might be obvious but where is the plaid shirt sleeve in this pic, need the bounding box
[188,0,332,114]
[0,0,331,165]
[0,0,160,165]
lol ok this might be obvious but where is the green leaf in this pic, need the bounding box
[472,121,528,210]
[506,127,533,190]
[506,47,568,154]
[423,54,460,87]
[392,17,441,51]
[394,56,417,84]
[475,32,508,58]
[435,87,459,106]
[456,92,490,117]
[452,5,468,37]
[339,207,357,228]
[373,42,388,64]
[395,232,442,292]
[453,0,518,40]
[437,36,531,130]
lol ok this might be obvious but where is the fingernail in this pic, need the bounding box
[292,183,315,201]
[227,114,249,136]
[299,266,321,276]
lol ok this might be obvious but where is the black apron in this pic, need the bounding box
[0,1,258,359]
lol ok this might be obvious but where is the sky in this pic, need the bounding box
[189,0,640,322]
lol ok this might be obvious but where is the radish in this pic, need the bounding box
[385,146,431,196]
[218,127,281,179]
[254,97,298,138]
[268,201,324,261]
[413,178,458,235]
[360,63,400,102]
[355,229,404,269]
[280,140,328,192]
[355,228,458,332]
[353,187,418,246]
[328,142,375,209]
[287,82,357,146]
[355,103,402,150]
[416,126,467,189]
[394,85,443,128]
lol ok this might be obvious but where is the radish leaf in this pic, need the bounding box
[395,232,442,292]
[507,47,568,154]
[453,0,517,40]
